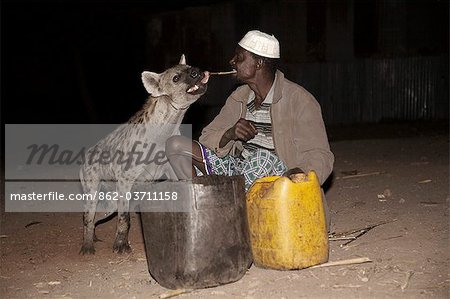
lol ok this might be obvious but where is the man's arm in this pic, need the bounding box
[290,99,334,185]
[199,96,242,157]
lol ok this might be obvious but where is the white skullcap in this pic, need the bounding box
[238,30,280,58]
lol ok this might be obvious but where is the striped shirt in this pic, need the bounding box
[241,76,276,159]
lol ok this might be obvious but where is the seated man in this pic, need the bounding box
[166,30,334,227]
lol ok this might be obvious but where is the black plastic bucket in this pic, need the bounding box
[138,175,252,290]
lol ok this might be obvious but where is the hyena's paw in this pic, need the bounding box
[79,244,96,255]
[113,241,132,254]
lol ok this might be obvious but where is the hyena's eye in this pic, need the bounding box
[172,75,180,82]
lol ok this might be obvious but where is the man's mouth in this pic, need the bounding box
[187,71,210,94]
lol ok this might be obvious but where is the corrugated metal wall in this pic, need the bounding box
[284,56,449,125]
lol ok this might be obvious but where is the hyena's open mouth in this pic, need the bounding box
[187,71,210,95]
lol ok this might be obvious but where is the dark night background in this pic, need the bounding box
[1,0,449,140]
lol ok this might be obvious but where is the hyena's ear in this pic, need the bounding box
[179,54,186,65]
[141,71,162,95]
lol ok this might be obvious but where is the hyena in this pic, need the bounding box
[79,55,209,254]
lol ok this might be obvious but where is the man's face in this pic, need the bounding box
[229,46,258,83]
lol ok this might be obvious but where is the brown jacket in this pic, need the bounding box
[199,70,334,185]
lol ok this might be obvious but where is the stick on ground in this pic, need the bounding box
[401,271,414,291]
[159,289,193,299]
[329,219,397,242]
[309,257,372,269]
[342,171,382,179]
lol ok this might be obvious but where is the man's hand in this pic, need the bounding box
[220,118,257,147]
[232,118,258,141]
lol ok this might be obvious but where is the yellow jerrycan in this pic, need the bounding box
[246,171,329,270]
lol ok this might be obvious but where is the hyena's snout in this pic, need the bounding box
[186,68,210,95]
[189,68,201,79]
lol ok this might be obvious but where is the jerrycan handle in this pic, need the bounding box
[287,170,320,185]
[288,172,308,183]
[247,171,319,204]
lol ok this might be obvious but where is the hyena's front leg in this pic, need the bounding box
[79,179,100,255]
[112,180,132,254]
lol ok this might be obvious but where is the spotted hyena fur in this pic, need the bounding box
[79,55,209,254]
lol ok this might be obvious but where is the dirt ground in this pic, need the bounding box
[1,122,449,299]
